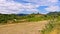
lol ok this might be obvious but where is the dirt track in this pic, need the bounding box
[0,21,49,34]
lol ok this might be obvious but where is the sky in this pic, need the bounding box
[0,0,60,14]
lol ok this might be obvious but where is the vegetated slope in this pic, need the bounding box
[41,20,60,34]
[41,12,60,34]
[0,13,46,24]
[0,20,49,34]
[0,11,60,24]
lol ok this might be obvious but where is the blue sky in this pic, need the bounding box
[0,0,60,14]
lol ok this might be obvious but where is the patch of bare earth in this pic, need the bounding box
[0,20,49,34]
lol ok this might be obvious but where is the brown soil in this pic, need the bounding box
[0,20,49,34]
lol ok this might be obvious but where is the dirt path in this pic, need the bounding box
[0,20,49,34]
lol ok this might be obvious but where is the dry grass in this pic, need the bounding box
[49,28,58,34]
[41,19,60,34]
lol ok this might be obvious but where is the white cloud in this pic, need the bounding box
[23,0,59,6]
[0,0,39,14]
[45,6,60,12]
[23,0,60,12]
[47,0,58,3]
[0,0,60,14]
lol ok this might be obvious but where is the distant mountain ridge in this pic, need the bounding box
[47,12,60,15]
[17,14,28,16]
